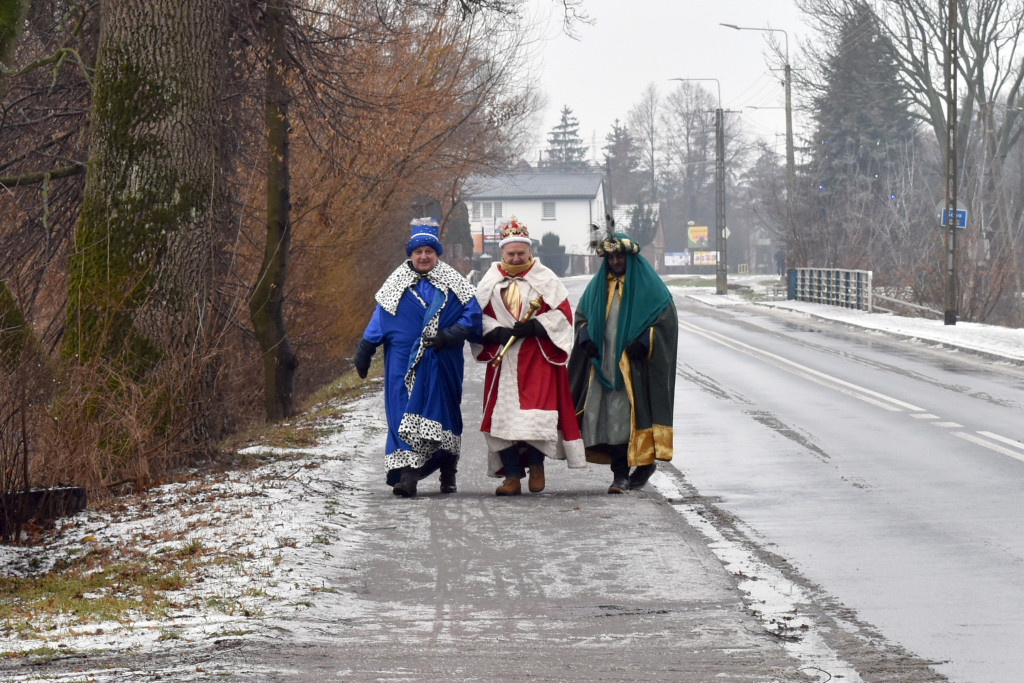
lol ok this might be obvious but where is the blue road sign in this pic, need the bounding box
[941,209,967,228]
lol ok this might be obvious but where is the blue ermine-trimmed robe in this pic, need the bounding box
[362,260,481,484]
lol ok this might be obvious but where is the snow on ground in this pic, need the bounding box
[0,390,385,674]
[689,275,1024,364]
[2,277,1020,675]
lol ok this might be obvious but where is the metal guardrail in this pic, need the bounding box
[787,268,873,311]
[871,293,943,319]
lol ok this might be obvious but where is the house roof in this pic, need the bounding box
[465,171,605,200]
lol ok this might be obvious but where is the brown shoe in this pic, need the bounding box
[527,463,545,493]
[495,477,522,496]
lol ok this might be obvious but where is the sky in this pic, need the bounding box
[524,0,811,163]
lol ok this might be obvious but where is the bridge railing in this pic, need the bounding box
[787,268,873,312]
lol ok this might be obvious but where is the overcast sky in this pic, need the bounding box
[524,0,811,163]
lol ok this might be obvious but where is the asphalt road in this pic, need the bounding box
[199,289,948,681]
[0,285,967,682]
[668,291,1024,683]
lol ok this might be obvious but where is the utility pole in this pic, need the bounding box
[715,106,727,295]
[670,78,727,294]
[944,0,958,325]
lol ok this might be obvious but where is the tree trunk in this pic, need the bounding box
[0,0,29,71]
[64,0,226,482]
[0,0,28,105]
[249,0,296,421]
[66,0,225,369]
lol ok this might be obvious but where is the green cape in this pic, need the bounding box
[574,242,673,390]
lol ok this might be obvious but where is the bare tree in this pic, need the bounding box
[627,83,660,201]
[661,81,717,226]
[797,0,1024,322]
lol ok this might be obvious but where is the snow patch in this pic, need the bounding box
[650,471,865,683]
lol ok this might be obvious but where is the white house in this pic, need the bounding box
[464,171,607,261]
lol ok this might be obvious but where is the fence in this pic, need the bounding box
[787,268,873,312]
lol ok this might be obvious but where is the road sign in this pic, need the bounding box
[940,208,967,228]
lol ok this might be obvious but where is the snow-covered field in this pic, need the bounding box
[0,390,386,677]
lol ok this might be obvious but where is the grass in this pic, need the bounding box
[0,645,62,662]
[666,276,717,287]
[218,363,380,458]
[0,539,220,637]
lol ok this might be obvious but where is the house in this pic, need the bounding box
[463,170,606,274]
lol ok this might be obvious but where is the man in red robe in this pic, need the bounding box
[473,217,585,495]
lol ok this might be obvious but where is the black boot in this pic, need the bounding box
[608,448,629,494]
[439,468,457,494]
[608,475,630,494]
[628,462,657,490]
[438,452,458,494]
[392,467,419,498]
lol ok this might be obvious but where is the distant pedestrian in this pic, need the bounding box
[473,217,586,496]
[775,249,786,277]
[353,218,482,498]
[568,231,678,493]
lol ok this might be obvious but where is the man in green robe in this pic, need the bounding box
[568,232,677,494]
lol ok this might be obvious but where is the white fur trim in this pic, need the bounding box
[476,265,584,475]
[498,236,532,248]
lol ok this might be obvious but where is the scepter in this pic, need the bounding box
[491,296,544,367]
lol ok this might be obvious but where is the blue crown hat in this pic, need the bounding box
[406,217,443,256]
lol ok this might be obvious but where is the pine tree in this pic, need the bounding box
[542,105,589,171]
[603,119,643,205]
[803,1,918,268]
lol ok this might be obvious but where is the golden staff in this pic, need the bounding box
[491,296,544,367]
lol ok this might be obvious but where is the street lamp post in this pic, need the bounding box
[670,77,727,295]
[721,23,794,271]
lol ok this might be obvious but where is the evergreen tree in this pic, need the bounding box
[628,198,658,247]
[446,201,473,256]
[603,119,643,205]
[802,1,918,268]
[542,105,589,171]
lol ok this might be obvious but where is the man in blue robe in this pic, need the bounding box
[354,218,482,497]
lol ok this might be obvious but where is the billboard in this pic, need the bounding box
[481,216,501,242]
[693,250,717,266]
[687,225,709,249]
[664,251,690,267]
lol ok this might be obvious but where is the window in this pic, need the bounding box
[473,201,502,221]
[542,201,556,220]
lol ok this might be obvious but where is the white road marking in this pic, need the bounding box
[679,318,923,412]
[679,317,1024,467]
[956,432,1024,463]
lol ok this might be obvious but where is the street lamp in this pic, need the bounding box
[670,77,727,295]
[720,23,795,272]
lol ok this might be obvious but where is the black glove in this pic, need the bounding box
[422,324,468,350]
[511,318,545,339]
[577,325,600,359]
[482,326,514,346]
[625,334,650,360]
[354,338,377,378]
